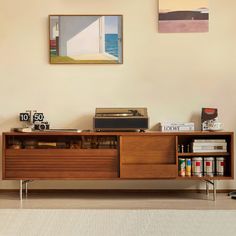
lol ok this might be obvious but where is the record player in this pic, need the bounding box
[93,108,149,131]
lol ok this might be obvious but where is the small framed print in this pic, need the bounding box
[159,0,209,33]
[49,15,123,64]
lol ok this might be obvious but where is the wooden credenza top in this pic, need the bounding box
[2,131,234,136]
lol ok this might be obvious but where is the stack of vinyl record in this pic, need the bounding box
[192,139,227,153]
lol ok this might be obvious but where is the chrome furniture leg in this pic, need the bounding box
[213,180,217,201]
[20,180,23,201]
[20,180,32,200]
[24,180,33,197]
[25,181,28,197]
[206,181,209,197]
[204,180,217,201]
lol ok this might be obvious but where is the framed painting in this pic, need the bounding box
[158,0,209,33]
[49,15,123,64]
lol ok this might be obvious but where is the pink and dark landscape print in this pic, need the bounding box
[159,0,209,33]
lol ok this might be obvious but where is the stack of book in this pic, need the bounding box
[192,139,227,153]
[160,122,194,132]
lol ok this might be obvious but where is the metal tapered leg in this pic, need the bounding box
[24,180,32,198]
[203,180,216,201]
[25,181,28,197]
[213,180,217,201]
[20,180,23,201]
[206,181,209,197]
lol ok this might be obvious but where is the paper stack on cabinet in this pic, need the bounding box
[192,139,227,153]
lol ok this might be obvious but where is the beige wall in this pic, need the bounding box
[0,0,236,190]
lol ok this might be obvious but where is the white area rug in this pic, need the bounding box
[0,209,236,236]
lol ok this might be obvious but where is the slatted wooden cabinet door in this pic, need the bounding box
[120,135,177,179]
[5,149,118,179]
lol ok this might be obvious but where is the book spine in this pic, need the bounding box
[161,124,194,131]
[192,149,227,153]
[162,122,194,126]
[193,139,226,143]
[161,127,194,131]
[192,146,227,150]
[192,143,227,147]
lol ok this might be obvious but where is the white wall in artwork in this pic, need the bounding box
[59,16,103,56]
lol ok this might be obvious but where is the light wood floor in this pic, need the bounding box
[1,191,236,210]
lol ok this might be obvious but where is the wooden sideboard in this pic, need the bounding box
[2,131,234,200]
